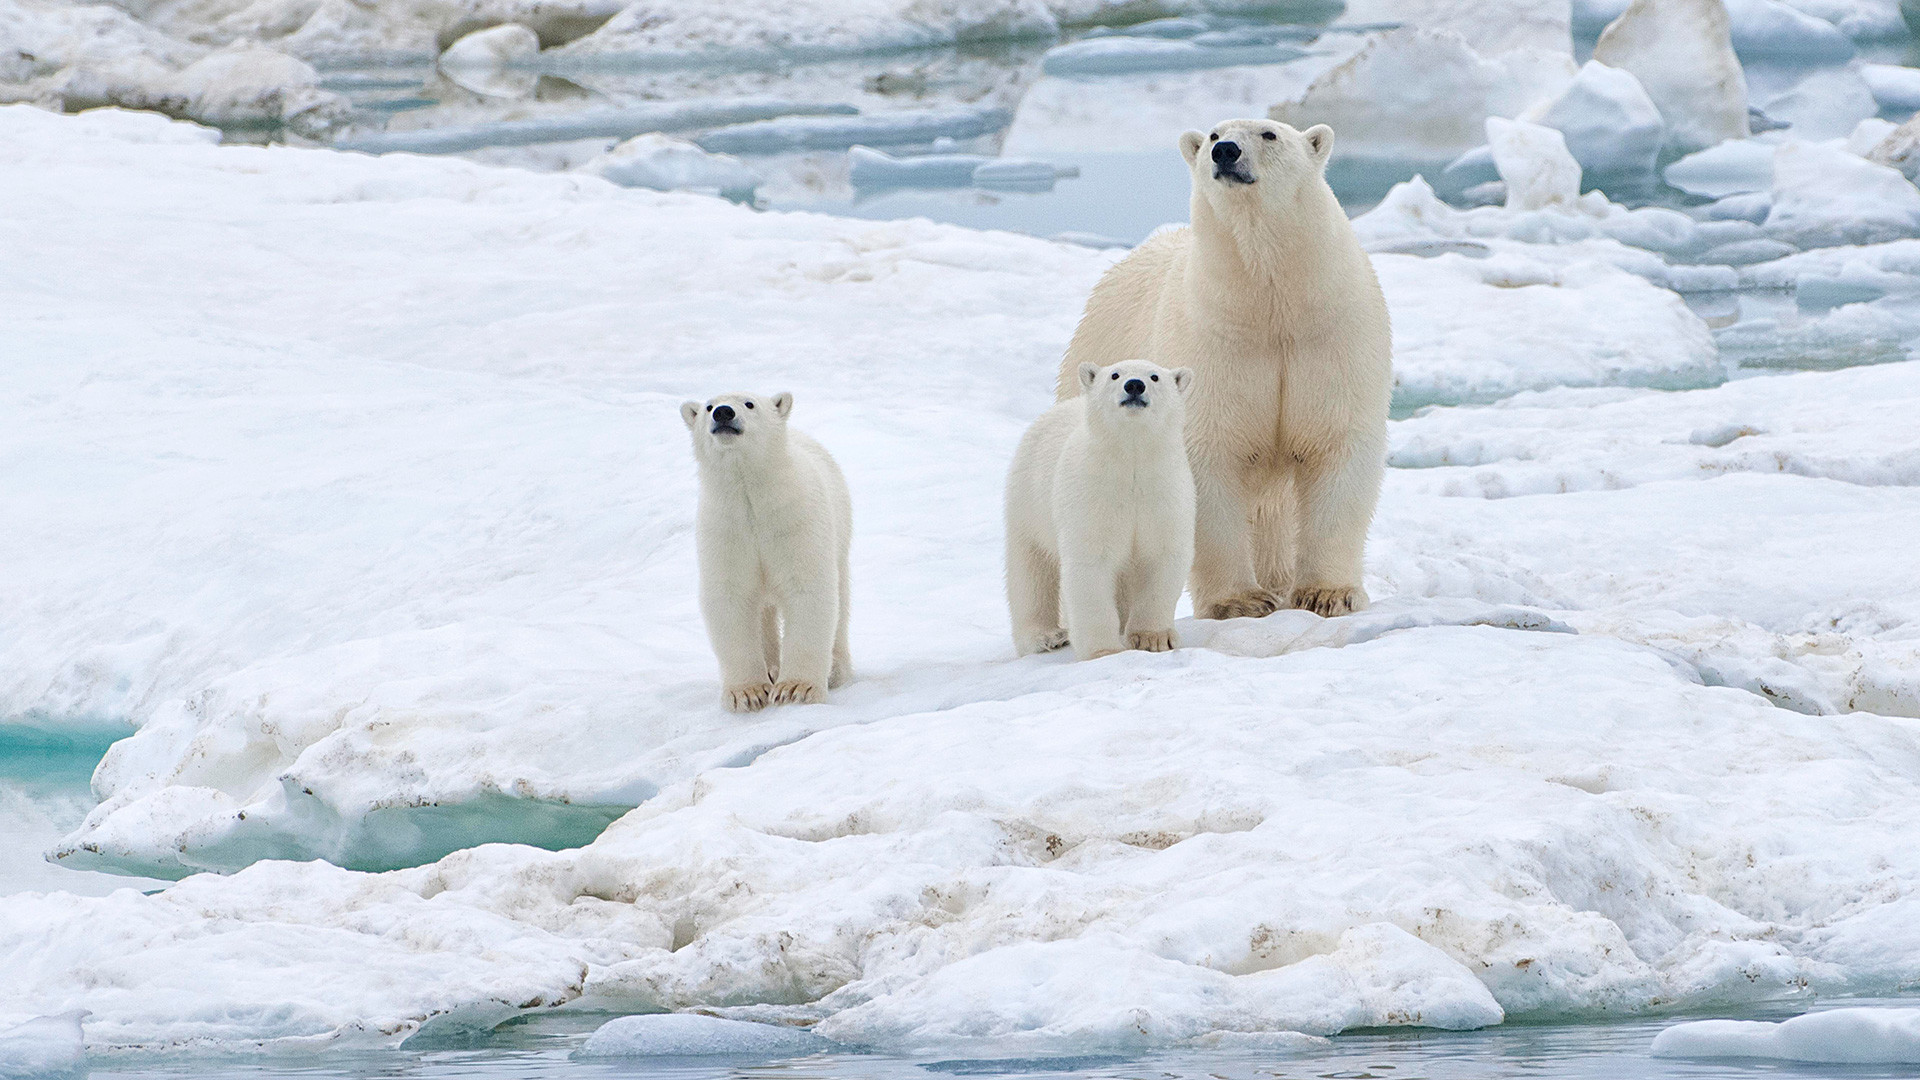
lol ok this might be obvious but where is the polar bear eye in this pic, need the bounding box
[705,404,712,411]
[744,401,754,409]
[1150,374,1159,381]
[1262,131,1277,141]
[1208,133,1218,141]
[1110,372,1119,380]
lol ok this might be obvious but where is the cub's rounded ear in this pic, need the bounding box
[772,391,793,418]
[1172,368,1195,393]
[680,401,702,430]
[1304,124,1334,167]
[1078,362,1100,389]
[1179,130,1206,165]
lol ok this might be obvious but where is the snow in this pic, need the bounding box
[1039,37,1308,77]
[7,104,1920,1056]
[1485,118,1581,211]
[1591,0,1749,154]
[1269,29,1575,159]
[579,134,758,196]
[578,1013,832,1056]
[1522,60,1664,178]
[0,1013,86,1079]
[1864,62,1920,112]
[1766,139,1920,246]
[1651,1008,1920,1062]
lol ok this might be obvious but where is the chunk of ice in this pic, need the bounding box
[1486,117,1582,210]
[1525,59,1665,177]
[698,106,1012,154]
[1592,0,1749,153]
[1040,37,1308,77]
[0,1012,86,1079]
[1664,137,1777,196]
[335,100,858,154]
[579,133,757,196]
[1862,62,1920,111]
[1651,1008,1920,1062]
[1766,139,1920,246]
[578,1014,830,1058]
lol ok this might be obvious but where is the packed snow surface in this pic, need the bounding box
[6,106,1920,1054]
[1651,1008,1920,1062]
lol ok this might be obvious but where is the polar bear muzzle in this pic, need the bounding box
[1211,138,1255,185]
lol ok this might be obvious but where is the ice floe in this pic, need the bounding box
[697,105,1013,154]
[1039,36,1308,77]
[1590,0,1749,153]
[1863,61,1920,111]
[1651,1007,1920,1062]
[579,133,757,196]
[578,1013,832,1056]
[1485,117,1581,210]
[7,103,1920,1056]
[0,1012,86,1079]
[1579,0,1862,58]
[1765,139,1920,246]
[1521,60,1665,179]
[334,99,857,154]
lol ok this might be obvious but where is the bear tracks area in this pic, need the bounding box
[4,104,1920,1056]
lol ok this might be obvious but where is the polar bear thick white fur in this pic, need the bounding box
[681,392,852,712]
[1057,118,1392,620]
[1006,359,1196,661]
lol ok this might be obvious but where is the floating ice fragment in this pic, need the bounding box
[437,24,539,98]
[1869,114,1920,179]
[1592,0,1749,153]
[1863,62,1920,111]
[580,133,757,196]
[1040,37,1308,77]
[335,100,857,154]
[1665,138,1776,197]
[1652,1008,1920,1062]
[1525,59,1664,177]
[698,106,1013,154]
[578,1014,831,1057]
[0,1012,86,1079]
[172,46,350,138]
[1761,67,1878,139]
[971,158,1074,191]
[1081,17,1209,39]
[1580,0,1855,60]
[848,145,989,187]
[1486,118,1582,211]
[1767,139,1920,246]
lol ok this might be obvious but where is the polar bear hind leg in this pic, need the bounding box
[1008,541,1070,655]
[1189,468,1279,620]
[1250,475,1299,599]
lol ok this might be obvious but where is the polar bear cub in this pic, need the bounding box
[681,391,852,712]
[1005,360,1196,661]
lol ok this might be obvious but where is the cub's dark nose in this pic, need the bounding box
[711,404,735,424]
[1211,140,1241,165]
[1124,378,1146,395]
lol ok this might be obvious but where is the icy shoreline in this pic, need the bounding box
[5,104,1920,1053]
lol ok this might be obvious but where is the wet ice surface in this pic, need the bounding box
[60,1002,1920,1079]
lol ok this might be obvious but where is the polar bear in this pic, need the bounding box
[1057,119,1391,619]
[681,391,852,711]
[1006,359,1196,661]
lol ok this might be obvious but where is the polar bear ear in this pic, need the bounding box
[680,401,702,430]
[1179,130,1206,166]
[1078,362,1100,390]
[1303,124,1334,167]
[771,391,793,418]
[1171,368,1194,394]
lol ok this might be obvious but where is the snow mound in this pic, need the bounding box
[1522,60,1664,178]
[1591,0,1748,153]
[578,1014,831,1057]
[1863,62,1920,112]
[0,1012,86,1079]
[1651,1008,1920,1062]
[580,133,757,196]
[1269,28,1575,159]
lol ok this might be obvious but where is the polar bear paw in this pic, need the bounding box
[1293,584,1368,617]
[772,679,828,705]
[1200,590,1281,620]
[1128,629,1178,653]
[1020,629,1071,655]
[723,682,775,713]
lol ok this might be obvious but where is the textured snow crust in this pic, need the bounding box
[7,106,1920,1056]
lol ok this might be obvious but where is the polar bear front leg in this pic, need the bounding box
[1007,540,1069,655]
[1290,440,1383,617]
[772,585,838,705]
[705,590,776,712]
[1189,469,1277,620]
[1060,554,1126,660]
[1123,549,1187,653]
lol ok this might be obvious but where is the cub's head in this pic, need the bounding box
[680,391,792,462]
[1179,118,1333,217]
[1076,360,1192,432]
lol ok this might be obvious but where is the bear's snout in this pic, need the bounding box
[1211,140,1240,165]
[710,404,741,434]
[1124,378,1146,395]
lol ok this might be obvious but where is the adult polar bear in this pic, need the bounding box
[1056,118,1391,619]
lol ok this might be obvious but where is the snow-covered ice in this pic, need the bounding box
[1765,139,1920,246]
[1579,0,1864,57]
[1485,117,1582,211]
[1651,1007,1920,1062]
[1590,0,1749,153]
[333,100,858,155]
[0,1013,86,1079]
[696,105,1013,154]
[7,96,1920,1057]
[579,133,758,196]
[1522,60,1664,178]
[578,1013,832,1056]
[1863,61,1920,111]
[1664,137,1777,197]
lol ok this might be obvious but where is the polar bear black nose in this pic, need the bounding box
[1212,140,1241,165]
[711,405,735,424]
[1124,379,1146,395]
